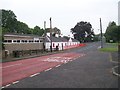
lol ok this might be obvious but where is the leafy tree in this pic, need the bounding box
[33,26,44,36]
[46,27,61,37]
[2,9,17,33]
[71,21,94,42]
[15,21,30,34]
[105,21,120,43]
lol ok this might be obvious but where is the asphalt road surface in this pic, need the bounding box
[2,42,118,88]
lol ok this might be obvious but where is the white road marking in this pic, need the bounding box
[12,81,19,84]
[45,68,52,72]
[55,65,61,67]
[1,86,5,89]
[30,73,40,77]
[5,84,11,87]
[112,66,120,77]
[1,63,22,69]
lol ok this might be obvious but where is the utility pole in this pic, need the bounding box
[44,21,46,36]
[43,21,46,51]
[50,17,52,52]
[100,18,103,48]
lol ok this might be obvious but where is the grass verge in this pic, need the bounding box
[99,47,118,52]
[99,43,118,52]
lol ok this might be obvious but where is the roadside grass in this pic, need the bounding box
[99,43,118,52]
[99,47,118,52]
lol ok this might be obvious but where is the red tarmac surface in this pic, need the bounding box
[1,52,85,87]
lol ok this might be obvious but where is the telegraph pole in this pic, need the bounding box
[43,21,46,51]
[44,21,46,36]
[50,17,52,52]
[100,18,103,48]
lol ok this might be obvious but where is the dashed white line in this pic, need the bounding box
[1,86,5,89]
[12,81,19,84]
[55,65,61,68]
[30,73,40,77]
[5,84,11,87]
[45,68,52,72]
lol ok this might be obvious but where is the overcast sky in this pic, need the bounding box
[0,0,119,36]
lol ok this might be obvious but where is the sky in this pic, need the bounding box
[0,0,119,36]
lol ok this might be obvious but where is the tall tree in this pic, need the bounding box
[71,21,94,42]
[2,9,17,33]
[15,21,30,34]
[105,21,120,42]
[33,26,44,36]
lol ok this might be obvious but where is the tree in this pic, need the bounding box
[71,21,94,42]
[14,21,30,34]
[2,9,17,33]
[105,21,120,43]
[46,27,61,37]
[33,26,44,36]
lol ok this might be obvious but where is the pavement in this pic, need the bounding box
[1,42,119,88]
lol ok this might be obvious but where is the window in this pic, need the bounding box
[35,40,39,43]
[21,40,25,43]
[29,40,32,43]
[13,40,17,43]
[4,40,7,43]
[24,40,27,43]
[17,40,20,43]
[53,43,55,47]
[8,40,12,43]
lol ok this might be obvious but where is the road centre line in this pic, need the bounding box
[4,84,11,88]
[2,86,5,89]
[30,73,40,77]
[55,65,61,67]
[45,68,52,72]
[12,81,19,84]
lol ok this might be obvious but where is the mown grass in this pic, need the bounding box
[99,47,118,52]
[99,43,118,52]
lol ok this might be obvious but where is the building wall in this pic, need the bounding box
[4,34,44,55]
[5,43,43,54]
[45,41,80,51]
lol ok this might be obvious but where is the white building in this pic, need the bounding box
[44,34,80,51]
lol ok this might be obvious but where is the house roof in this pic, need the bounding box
[4,33,44,38]
[45,36,79,42]
[72,38,79,42]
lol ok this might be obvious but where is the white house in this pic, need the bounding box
[44,33,80,51]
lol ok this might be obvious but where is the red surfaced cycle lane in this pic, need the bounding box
[1,52,85,87]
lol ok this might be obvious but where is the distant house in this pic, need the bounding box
[44,33,80,51]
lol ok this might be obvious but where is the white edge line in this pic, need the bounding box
[12,81,19,84]
[45,68,52,72]
[30,73,40,77]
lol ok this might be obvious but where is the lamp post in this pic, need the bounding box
[50,17,52,52]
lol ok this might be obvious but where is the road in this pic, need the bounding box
[2,42,118,88]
